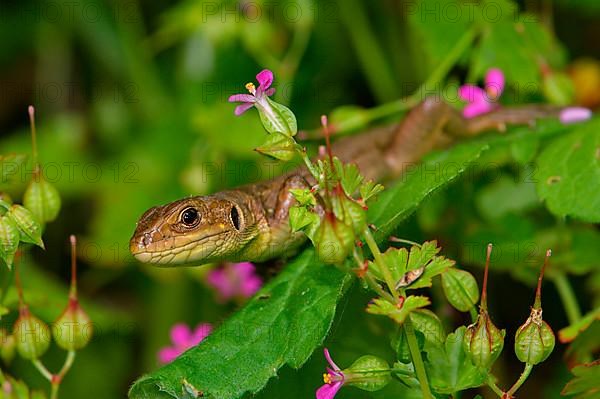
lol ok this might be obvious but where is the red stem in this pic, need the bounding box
[481,243,493,309]
[534,249,551,309]
[69,235,78,298]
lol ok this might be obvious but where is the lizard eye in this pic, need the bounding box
[180,207,200,227]
[230,206,241,231]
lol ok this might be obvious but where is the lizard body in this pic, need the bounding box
[129,98,561,266]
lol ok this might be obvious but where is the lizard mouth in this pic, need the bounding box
[129,231,227,265]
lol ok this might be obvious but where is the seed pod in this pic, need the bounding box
[23,176,61,223]
[0,215,20,268]
[344,355,391,392]
[0,328,16,364]
[463,309,505,369]
[7,205,44,248]
[53,298,93,351]
[514,308,555,365]
[514,249,555,365]
[13,308,50,360]
[316,214,354,264]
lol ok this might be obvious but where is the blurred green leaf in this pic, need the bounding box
[559,307,600,343]
[561,360,600,398]
[426,326,487,394]
[536,118,600,222]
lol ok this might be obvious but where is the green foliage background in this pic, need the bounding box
[0,0,599,398]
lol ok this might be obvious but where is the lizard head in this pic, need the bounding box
[129,194,258,265]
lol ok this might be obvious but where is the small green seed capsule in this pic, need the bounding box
[13,308,51,360]
[344,355,391,392]
[0,328,16,364]
[7,205,44,248]
[316,215,354,264]
[24,176,61,223]
[53,299,93,351]
[514,308,555,365]
[463,309,505,369]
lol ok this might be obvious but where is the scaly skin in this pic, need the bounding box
[129,98,561,265]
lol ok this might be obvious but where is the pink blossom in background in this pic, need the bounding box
[206,262,262,302]
[316,348,346,399]
[559,107,593,124]
[458,68,505,118]
[228,69,276,116]
[158,323,212,364]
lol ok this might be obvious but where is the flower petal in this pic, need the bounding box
[228,94,255,103]
[323,348,341,371]
[463,102,494,118]
[264,87,276,97]
[559,107,592,124]
[158,347,181,364]
[234,103,255,116]
[316,382,343,399]
[256,69,274,89]
[458,85,487,104]
[191,323,213,345]
[485,68,505,96]
[170,323,192,346]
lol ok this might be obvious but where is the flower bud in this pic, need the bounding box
[13,307,50,360]
[344,355,391,392]
[53,298,93,351]
[316,214,354,264]
[340,196,367,235]
[0,328,15,364]
[23,175,61,223]
[442,268,479,312]
[7,205,44,248]
[463,309,505,369]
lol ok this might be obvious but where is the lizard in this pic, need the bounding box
[129,98,564,266]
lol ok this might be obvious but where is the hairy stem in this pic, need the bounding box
[404,318,433,399]
[486,375,504,397]
[506,363,534,397]
[363,228,399,300]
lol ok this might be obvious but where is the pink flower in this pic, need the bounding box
[228,69,276,116]
[316,348,346,399]
[559,107,592,124]
[459,68,505,118]
[206,262,262,302]
[158,323,212,364]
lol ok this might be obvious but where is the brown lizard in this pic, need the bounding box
[129,98,561,265]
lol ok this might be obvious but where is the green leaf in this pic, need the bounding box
[559,307,600,343]
[7,205,44,248]
[288,206,319,233]
[475,176,538,220]
[0,215,20,269]
[334,158,363,197]
[426,326,488,394]
[562,360,600,398]
[536,119,600,222]
[258,97,297,137]
[129,250,352,399]
[441,268,480,312]
[255,131,296,161]
[410,309,445,347]
[360,180,384,202]
[366,296,431,325]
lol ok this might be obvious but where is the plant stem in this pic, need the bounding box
[363,227,399,300]
[404,318,433,399]
[32,359,53,381]
[336,0,397,102]
[552,272,582,325]
[276,23,312,105]
[506,363,534,397]
[469,307,478,323]
[486,375,504,397]
[328,25,479,134]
